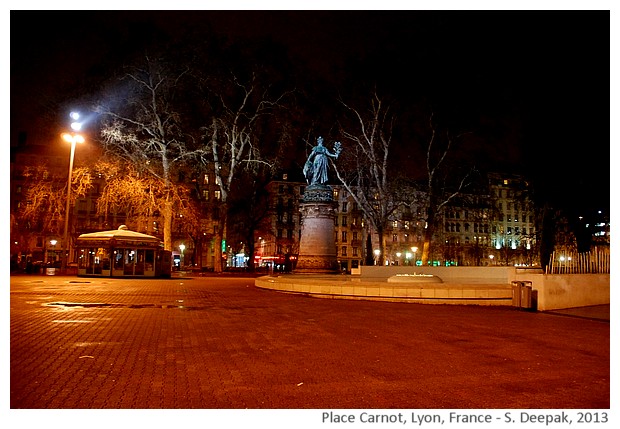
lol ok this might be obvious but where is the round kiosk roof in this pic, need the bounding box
[76,225,162,246]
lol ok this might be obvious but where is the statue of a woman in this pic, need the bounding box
[303,136,342,186]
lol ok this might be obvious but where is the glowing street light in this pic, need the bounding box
[411,246,418,266]
[179,244,186,268]
[48,239,58,265]
[60,112,84,274]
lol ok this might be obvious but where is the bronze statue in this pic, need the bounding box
[303,136,342,185]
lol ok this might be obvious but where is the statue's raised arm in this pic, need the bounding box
[303,136,342,186]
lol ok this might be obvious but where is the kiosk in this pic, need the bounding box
[75,225,171,278]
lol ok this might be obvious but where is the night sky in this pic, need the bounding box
[9,7,612,216]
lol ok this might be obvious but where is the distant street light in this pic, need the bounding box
[48,239,58,264]
[60,112,84,274]
[179,244,186,268]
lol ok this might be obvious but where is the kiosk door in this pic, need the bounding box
[112,249,124,276]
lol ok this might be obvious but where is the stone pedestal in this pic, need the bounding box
[295,185,340,273]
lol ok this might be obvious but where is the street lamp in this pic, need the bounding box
[48,239,57,265]
[60,112,84,274]
[179,244,186,268]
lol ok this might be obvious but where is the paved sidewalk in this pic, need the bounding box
[544,304,610,322]
[9,275,609,411]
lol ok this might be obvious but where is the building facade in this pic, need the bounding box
[11,137,595,274]
[254,172,540,272]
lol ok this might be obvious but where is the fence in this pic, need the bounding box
[546,248,610,274]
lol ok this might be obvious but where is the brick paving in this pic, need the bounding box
[9,275,609,411]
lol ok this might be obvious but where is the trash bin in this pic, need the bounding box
[46,268,56,276]
[512,281,533,309]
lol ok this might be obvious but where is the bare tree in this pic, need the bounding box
[19,163,93,243]
[199,72,289,272]
[226,164,275,271]
[94,159,200,238]
[95,54,199,251]
[332,92,400,266]
[419,114,475,265]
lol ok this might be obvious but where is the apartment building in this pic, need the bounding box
[7,137,546,273]
[256,177,304,270]
[487,172,538,266]
[9,140,220,272]
[255,172,539,271]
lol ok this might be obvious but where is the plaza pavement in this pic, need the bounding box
[9,274,609,411]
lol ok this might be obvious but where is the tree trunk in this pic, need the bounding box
[163,198,173,251]
[421,207,435,265]
[421,238,431,266]
[364,233,374,265]
[246,238,256,272]
[377,226,386,266]
[213,209,228,273]
[422,222,433,267]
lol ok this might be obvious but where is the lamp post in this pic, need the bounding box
[49,239,57,264]
[179,244,186,269]
[60,112,84,274]
[411,246,418,266]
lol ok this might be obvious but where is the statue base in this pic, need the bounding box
[295,185,340,274]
